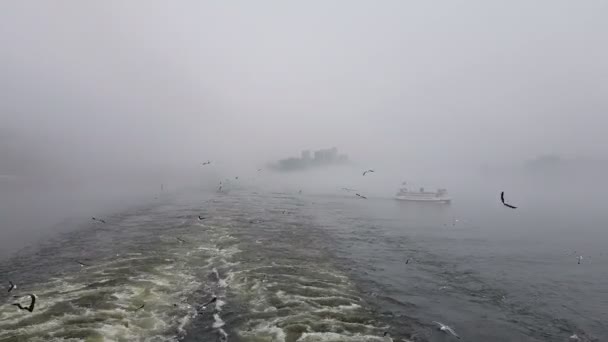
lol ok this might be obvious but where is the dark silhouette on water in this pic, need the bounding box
[202,296,217,307]
[362,169,375,176]
[176,237,187,244]
[500,191,517,209]
[75,260,91,267]
[355,193,368,199]
[12,294,36,312]
[198,296,218,311]
[134,304,145,311]
[8,281,16,292]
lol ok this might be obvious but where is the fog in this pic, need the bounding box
[1,1,607,256]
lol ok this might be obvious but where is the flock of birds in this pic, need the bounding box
[2,161,589,342]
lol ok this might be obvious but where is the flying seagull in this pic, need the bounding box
[433,321,460,339]
[8,281,16,292]
[202,161,211,166]
[257,168,262,172]
[134,303,145,311]
[198,216,206,220]
[362,169,375,176]
[91,217,106,224]
[577,255,583,264]
[176,237,187,244]
[12,294,36,312]
[500,192,517,209]
[405,259,410,264]
[355,193,368,199]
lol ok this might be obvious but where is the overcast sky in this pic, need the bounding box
[1,0,607,180]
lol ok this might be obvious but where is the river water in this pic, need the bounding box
[1,188,606,341]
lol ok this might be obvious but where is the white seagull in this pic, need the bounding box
[433,321,460,339]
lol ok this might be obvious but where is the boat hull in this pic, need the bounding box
[394,196,451,203]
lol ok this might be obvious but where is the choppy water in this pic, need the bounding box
[1,189,606,341]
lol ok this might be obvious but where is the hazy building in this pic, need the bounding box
[271,147,350,172]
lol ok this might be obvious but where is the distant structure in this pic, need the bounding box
[270,147,350,172]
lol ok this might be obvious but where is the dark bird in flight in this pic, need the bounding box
[235,176,239,180]
[500,191,517,209]
[257,168,262,172]
[12,294,36,312]
[405,259,410,264]
[198,216,205,220]
[202,161,211,166]
[134,304,145,311]
[75,260,91,267]
[176,237,187,244]
[355,193,368,199]
[91,217,106,224]
[362,170,375,176]
[200,296,217,310]
[8,281,16,292]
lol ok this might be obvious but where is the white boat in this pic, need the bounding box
[394,186,451,203]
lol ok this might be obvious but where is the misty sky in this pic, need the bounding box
[1,1,607,180]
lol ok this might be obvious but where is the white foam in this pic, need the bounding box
[297,332,384,341]
[240,323,286,342]
[212,313,225,328]
[216,298,226,312]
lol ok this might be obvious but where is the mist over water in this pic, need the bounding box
[2,1,608,341]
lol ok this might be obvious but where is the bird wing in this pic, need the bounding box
[27,295,36,311]
[501,191,505,203]
[432,321,444,327]
[445,326,459,338]
[504,203,517,209]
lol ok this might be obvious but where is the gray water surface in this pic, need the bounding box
[1,189,605,341]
